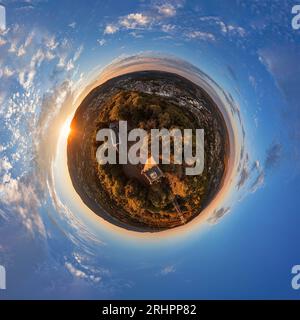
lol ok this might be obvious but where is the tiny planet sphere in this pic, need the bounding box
[67,71,229,232]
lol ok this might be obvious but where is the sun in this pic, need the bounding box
[60,117,72,139]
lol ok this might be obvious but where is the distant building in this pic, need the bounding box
[141,156,164,184]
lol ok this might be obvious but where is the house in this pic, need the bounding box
[141,156,164,184]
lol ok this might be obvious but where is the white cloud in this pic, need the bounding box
[199,16,246,38]
[253,160,260,170]
[216,20,227,33]
[0,176,19,203]
[250,172,264,193]
[45,50,55,60]
[57,55,66,68]
[73,45,83,62]
[0,28,85,242]
[227,25,246,37]
[18,32,34,56]
[0,157,12,172]
[186,31,216,41]
[157,4,176,17]
[104,24,118,34]
[129,31,143,38]
[2,66,14,77]
[16,46,26,57]
[65,262,102,283]
[161,24,175,33]
[160,265,176,275]
[57,45,83,71]
[97,39,106,46]
[18,69,35,89]
[65,262,88,279]
[120,13,151,29]
[18,48,46,90]
[249,75,257,89]
[104,13,152,35]
[8,40,17,53]
[65,60,75,71]
[0,37,6,46]
[6,32,35,57]
[0,176,46,237]
[207,207,231,224]
[68,22,76,29]
[45,36,59,50]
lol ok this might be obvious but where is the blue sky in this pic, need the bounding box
[0,0,300,299]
